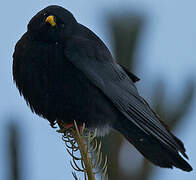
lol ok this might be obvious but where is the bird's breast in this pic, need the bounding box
[13,36,118,127]
[13,38,90,119]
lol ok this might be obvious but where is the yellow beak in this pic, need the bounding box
[45,15,56,27]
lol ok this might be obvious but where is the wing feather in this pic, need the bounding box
[64,37,186,157]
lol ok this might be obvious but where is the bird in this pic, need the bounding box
[13,5,192,171]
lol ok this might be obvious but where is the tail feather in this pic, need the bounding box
[113,118,192,171]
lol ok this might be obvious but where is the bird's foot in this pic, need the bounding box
[57,121,83,134]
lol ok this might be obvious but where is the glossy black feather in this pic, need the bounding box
[64,36,187,156]
[13,33,118,128]
[114,117,192,171]
[13,5,192,171]
[119,65,140,82]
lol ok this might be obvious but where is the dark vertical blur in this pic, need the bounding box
[99,12,195,180]
[8,121,21,180]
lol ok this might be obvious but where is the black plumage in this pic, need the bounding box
[13,5,192,171]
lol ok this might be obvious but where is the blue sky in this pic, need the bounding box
[0,0,195,180]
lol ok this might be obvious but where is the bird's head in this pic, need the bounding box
[27,5,77,43]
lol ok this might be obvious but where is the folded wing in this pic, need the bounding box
[64,36,187,158]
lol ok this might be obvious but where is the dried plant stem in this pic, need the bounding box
[57,121,96,180]
[70,127,95,180]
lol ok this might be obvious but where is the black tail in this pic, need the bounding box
[113,117,192,171]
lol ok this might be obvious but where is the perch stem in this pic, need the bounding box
[70,126,95,180]
[58,121,95,180]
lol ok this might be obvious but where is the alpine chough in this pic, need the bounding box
[13,5,192,171]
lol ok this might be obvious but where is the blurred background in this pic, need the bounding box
[0,0,195,180]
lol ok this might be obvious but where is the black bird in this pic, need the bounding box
[13,5,192,171]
